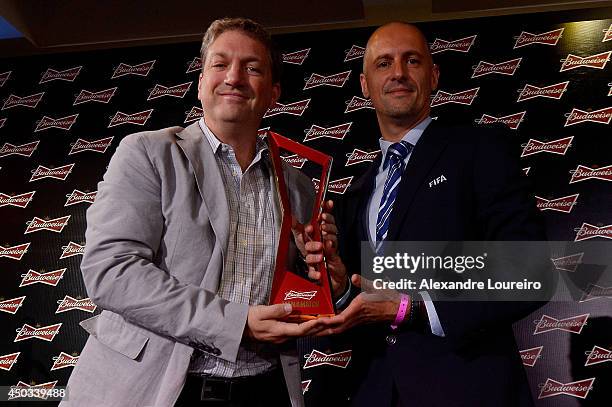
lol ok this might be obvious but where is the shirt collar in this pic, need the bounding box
[198,118,269,165]
[378,116,432,169]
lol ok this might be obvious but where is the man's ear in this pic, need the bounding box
[270,82,281,107]
[431,64,440,91]
[197,73,204,102]
[360,73,370,98]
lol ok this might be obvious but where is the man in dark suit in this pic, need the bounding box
[308,22,547,406]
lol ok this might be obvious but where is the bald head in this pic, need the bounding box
[359,21,439,140]
[363,22,432,74]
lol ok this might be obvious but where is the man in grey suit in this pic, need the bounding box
[61,17,329,407]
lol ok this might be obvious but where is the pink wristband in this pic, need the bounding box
[391,294,410,330]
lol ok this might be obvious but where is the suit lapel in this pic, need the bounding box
[387,122,450,240]
[175,123,229,258]
[347,157,380,242]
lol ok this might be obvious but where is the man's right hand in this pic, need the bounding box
[244,303,329,343]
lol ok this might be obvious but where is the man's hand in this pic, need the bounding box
[317,274,405,335]
[244,303,330,343]
[304,200,348,299]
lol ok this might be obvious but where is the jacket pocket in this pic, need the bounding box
[80,311,149,360]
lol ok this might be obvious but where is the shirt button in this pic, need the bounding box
[385,334,397,345]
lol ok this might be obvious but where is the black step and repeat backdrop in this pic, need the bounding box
[1,9,611,406]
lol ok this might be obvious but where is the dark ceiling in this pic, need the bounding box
[0,0,611,57]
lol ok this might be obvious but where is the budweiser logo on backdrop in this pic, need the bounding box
[0,243,30,260]
[20,268,66,287]
[608,82,612,96]
[2,92,44,110]
[25,215,70,234]
[538,377,595,399]
[584,345,612,366]
[346,149,380,166]
[284,290,317,301]
[14,323,62,342]
[514,28,564,48]
[257,127,269,139]
[108,109,153,127]
[517,81,569,102]
[30,163,74,182]
[51,352,79,370]
[304,349,352,369]
[521,136,573,157]
[304,70,351,89]
[0,296,26,314]
[564,106,612,126]
[65,190,96,206]
[569,164,612,183]
[147,81,192,100]
[520,346,543,367]
[313,176,353,194]
[264,99,310,118]
[34,113,78,132]
[522,167,530,176]
[304,122,352,142]
[56,295,97,313]
[283,48,310,65]
[69,137,113,155]
[9,381,58,400]
[301,380,311,394]
[186,57,202,73]
[281,154,308,169]
[471,58,521,78]
[0,352,20,371]
[0,141,39,158]
[185,106,203,123]
[603,23,612,42]
[0,71,11,87]
[560,51,611,72]
[74,87,117,105]
[431,88,479,107]
[430,35,476,54]
[535,194,578,213]
[345,96,374,113]
[60,241,85,259]
[580,284,612,302]
[0,118,5,128]
[40,66,81,83]
[344,45,365,61]
[533,313,589,335]
[574,223,612,241]
[551,252,583,272]
[476,111,525,130]
[112,60,155,78]
[0,191,36,208]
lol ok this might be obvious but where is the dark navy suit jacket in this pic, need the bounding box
[335,121,547,407]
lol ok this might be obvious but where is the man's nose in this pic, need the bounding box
[224,63,245,87]
[391,60,408,80]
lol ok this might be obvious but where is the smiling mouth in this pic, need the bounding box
[386,88,414,94]
[219,93,249,100]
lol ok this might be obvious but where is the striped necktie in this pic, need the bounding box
[376,141,413,252]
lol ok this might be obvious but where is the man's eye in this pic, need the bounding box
[247,66,262,74]
[211,63,226,69]
[408,58,419,65]
[377,60,390,68]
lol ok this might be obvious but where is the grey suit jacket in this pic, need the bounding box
[61,123,313,407]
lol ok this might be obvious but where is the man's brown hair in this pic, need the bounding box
[200,17,282,83]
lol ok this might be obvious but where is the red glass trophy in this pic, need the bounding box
[267,131,336,321]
